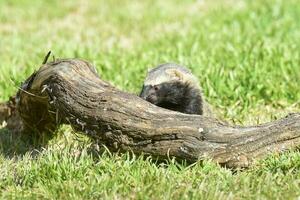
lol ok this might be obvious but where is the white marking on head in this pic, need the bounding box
[144,64,199,87]
[144,69,181,85]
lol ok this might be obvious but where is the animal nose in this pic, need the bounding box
[146,95,157,103]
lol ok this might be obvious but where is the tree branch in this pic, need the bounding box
[11,59,300,168]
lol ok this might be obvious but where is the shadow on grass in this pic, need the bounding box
[0,127,54,158]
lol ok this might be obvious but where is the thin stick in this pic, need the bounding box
[9,78,47,99]
[42,51,52,64]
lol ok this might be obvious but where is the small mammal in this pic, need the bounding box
[140,63,211,115]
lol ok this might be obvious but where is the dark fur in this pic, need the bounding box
[140,81,203,115]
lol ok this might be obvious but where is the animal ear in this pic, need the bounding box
[166,69,184,80]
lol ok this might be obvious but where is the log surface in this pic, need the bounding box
[14,59,300,168]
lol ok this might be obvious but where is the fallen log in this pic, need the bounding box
[9,58,300,168]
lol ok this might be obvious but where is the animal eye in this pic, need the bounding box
[154,86,159,91]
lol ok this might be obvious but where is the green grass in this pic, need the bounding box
[1,0,300,199]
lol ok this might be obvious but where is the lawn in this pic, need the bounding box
[1,0,300,199]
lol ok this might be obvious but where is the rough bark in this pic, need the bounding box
[6,58,300,168]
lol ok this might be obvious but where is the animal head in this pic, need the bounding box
[140,63,199,105]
